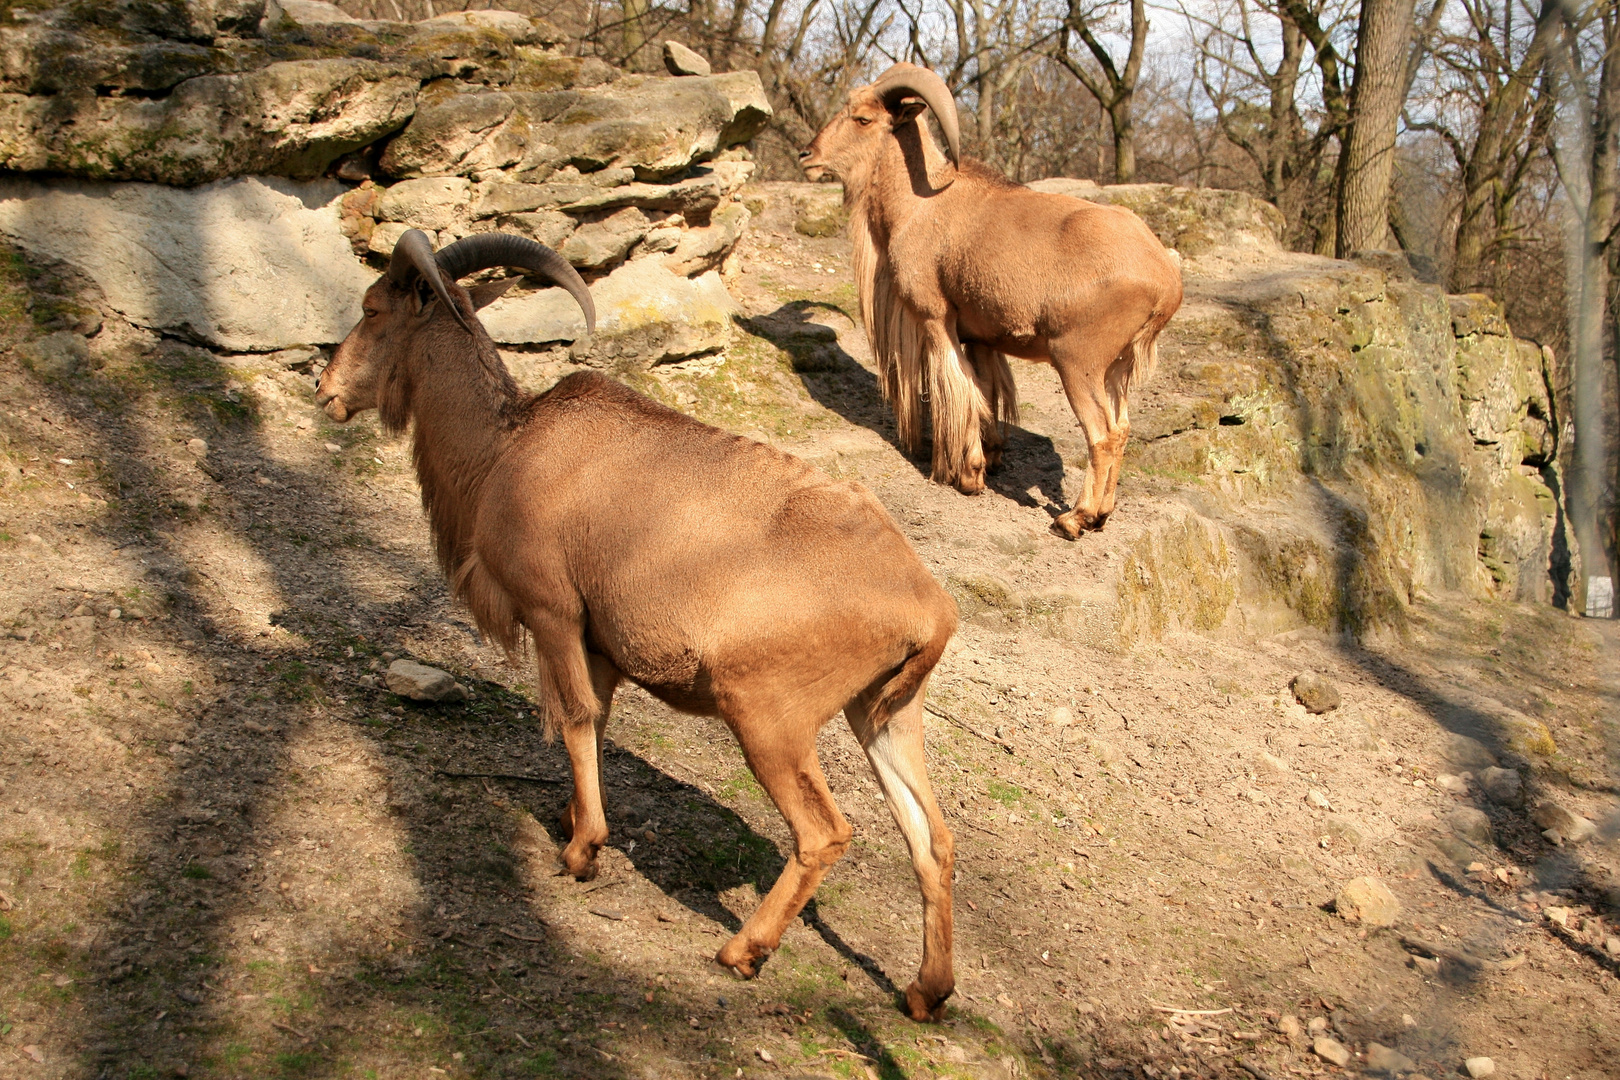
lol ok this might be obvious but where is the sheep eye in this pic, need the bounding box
[855,116,873,126]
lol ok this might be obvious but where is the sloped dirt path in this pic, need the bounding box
[0,205,1616,1080]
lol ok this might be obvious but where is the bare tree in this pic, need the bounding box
[1054,0,1149,182]
[1406,0,1559,291]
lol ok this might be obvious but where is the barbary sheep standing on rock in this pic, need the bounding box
[314,230,961,1021]
[800,64,1183,538]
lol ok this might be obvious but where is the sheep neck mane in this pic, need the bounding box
[386,321,525,604]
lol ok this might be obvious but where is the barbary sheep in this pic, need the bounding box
[800,63,1183,538]
[314,230,960,1020]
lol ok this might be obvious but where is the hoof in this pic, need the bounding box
[1050,515,1082,541]
[558,843,599,882]
[716,938,764,979]
[904,980,951,1022]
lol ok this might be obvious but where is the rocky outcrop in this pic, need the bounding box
[0,3,769,360]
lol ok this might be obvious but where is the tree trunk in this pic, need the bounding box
[1110,98,1136,182]
[1335,0,1417,257]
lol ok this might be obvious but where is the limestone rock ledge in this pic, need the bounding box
[0,3,771,363]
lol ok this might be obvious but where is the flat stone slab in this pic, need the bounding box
[0,175,372,351]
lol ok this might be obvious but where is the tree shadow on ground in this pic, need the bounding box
[737,301,1069,511]
[5,251,1155,1078]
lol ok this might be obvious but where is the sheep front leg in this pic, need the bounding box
[920,318,988,495]
[532,614,620,880]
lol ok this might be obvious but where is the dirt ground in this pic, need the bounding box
[1,187,1618,1080]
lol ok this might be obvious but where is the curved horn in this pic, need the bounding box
[386,228,471,332]
[871,63,961,167]
[434,232,596,333]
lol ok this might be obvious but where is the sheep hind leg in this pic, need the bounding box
[968,344,1016,473]
[715,714,851,979]
[846,689,954,1021]
[554,650,620,880]
[1050,336,1133,539]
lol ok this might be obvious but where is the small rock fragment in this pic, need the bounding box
[1277,1014,1305,1045]
[1478,766,1522,807]
[1531,800,1596,845]
[324,442,342,453]
[1306,788,1332,810]
[186,437,209,458]
[1312,1036,1351,1067]
[1543,906,1570,928]
[1335,876,1401,927]
[1436,773,1469,795]
[756,1048,774,1063]
[384,659,468,703]
[589,907,624,921]
[663,39,713,76]
[1290,672,1341,714]
[1048,706,1074,727]
[1604,936,1620,957]
[1259,750,1291,774]
[1366,1043,1416,1074]
[1306,1017,1329,1036]
[1445,807,1493,845]
[1464,1057,1495,1078]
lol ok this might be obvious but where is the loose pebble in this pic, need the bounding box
[1464,1057,1495,1078]
[1335,876,1402,927]
[1436,773,1469,794]
[1312,1036,1351,1067]
[186,437,208,458]
[1306,788,1332,810]
[1048,706,1074,727]
[1290,672,1341,713]
[1366,1043,1416,1074]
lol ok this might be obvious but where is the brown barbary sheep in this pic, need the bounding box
[800,63,1183,538]
[315,229,960,1021]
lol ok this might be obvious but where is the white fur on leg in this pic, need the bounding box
[865,723,934,865]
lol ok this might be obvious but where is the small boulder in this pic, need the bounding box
[20,332,90,378]
[1463,1057,1495,1079]
[1443,732,1497,770]
[385,659,468,703]
[1445,807,1493,845]
[663,40,712,77]
[1312,1037,1351,1067]
[1290,672,1340,714]
[1531,799,1596,845]
[1366,1043,1416,1074]
[1478,766,1523,807]
[1335,876,1401,927]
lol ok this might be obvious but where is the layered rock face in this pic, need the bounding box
[0,3,768,360]
[1026,186,1572,639]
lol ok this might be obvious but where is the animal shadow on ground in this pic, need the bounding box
[738,300,1069,511]
[457,727,902,996]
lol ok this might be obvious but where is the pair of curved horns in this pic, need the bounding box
[386,230,597,333]
[871,63,961,167]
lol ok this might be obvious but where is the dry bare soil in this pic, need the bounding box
[1,190,1617,1080]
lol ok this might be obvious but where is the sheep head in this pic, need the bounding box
[316,230,594,423]
[799,63,961,186]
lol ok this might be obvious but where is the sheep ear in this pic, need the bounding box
[890,95,927,123]
[468,276,518,311]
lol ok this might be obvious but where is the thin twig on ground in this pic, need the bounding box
[436,770,565,785]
